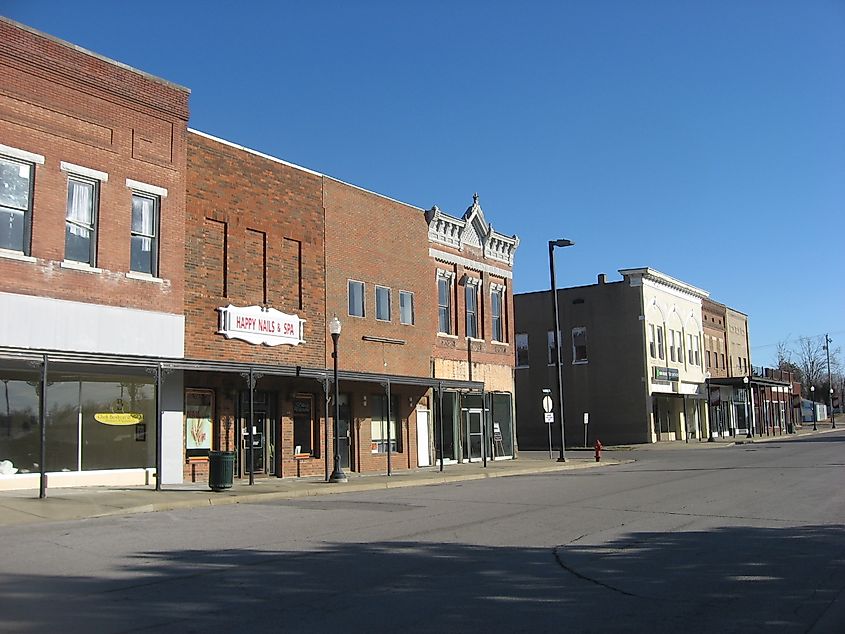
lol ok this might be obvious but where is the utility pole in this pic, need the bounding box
[824,334,835,429]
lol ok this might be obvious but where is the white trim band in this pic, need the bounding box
[0,143,45,164]
[430,248,513,279]
[126,178,168,198]
[60,161,108,181]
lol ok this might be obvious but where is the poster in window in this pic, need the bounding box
[185,389,213,458]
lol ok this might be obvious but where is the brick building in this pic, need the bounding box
[0,18,520,490]
[0,18,189,490]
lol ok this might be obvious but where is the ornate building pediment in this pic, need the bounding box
[426,194,519,266]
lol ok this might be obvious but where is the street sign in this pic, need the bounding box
[544,412,554,424]
[583,412,589,425]
[542,395,553,413]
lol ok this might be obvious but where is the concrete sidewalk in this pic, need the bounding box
[0,454,630,528]
[3,424,836,529]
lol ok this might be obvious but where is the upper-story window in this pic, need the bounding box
[399,290,414,325]
[491,285,505,342]
[649,324,657,358]
[465,278,479,339]
[62,162,107,268]
[656,325,665,360]
[127,179,167,278]
[437,272,453,334]
[687,334,701,366]
[375,285,391,321]
[547,330,562,365]
[572,327,588,363]
[0,149,41,255]
[130,193,158,276]
[516,333,529,366]
[348,280,365,317]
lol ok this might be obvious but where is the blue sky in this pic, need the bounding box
[5,1,844,365]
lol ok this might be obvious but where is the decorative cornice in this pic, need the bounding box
[426,194,519,265]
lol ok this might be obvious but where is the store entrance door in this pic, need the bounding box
[239,391,276,477]
[463,409,484,462]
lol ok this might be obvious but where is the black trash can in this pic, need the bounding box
[208,450,235,492]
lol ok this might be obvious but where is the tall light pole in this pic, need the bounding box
[810,385,817,432]
[549,238,574,462]
[744,376,751,438]
[329,316,347,483]
[824,334,835,429]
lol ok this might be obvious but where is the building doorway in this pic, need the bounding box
[238,391,276,477]
[463,408,484,462]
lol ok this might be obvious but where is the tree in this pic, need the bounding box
[788,335,841,398]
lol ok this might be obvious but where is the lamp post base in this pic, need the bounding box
[329,467,348,483]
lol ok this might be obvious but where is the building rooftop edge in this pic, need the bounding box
[1,17,191,94]
[618,267,709,298]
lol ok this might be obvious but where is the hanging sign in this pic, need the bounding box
[218,304,306,346]
[94,412,144,425]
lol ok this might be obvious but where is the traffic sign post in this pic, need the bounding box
[583,412,589,448]
[542,389,554,459]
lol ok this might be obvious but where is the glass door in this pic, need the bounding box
[464,409,483,462]
[337,393,352,470]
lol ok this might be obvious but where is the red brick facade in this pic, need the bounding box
[0,18,188,314]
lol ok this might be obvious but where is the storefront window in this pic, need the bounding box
[0,371,156,474]
[0,377,39,474]
[491,393,514,458]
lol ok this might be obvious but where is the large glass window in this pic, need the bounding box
[371,394,400,453]
[0,372,157,474]
[649,324,657,359]
[437,275,452,334]
[0,156,34,253]
[131,193,159,276]
[399,290,414,325]
[0,375,40,473]
[491,392,514,458]
[348,280,365,317]
[375,285,391,321]
[465,281,479,338]
[516,333,529,366]
[65,176,98,265]
[293,394,316,456]
[491,288,504,342]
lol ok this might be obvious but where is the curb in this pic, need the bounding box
[91,459,633,519]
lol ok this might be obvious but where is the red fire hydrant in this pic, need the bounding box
[594,439,603,462]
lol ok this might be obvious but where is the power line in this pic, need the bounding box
[751,330,845,350]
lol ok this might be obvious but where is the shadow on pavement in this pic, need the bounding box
[1,525,843,633]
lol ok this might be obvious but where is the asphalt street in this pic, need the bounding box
[1,432,843,633]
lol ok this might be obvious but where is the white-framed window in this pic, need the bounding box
[130,193,160,276]
[572,327,588,363]
[348,280,365,317]
[375,285,391,321]
[399,290,414,325]
[694,335,701,366]
[437,272,453,334]
[516,333,529,366]
[649,324,657,359]
[656,325,664,360]
[547,330,563,365]
[669,330,676,362]
[465,278,479,339]
[64,175,99,266]
[0,151,39,255]
[491,285,505,342]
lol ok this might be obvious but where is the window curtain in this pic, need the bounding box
[132,196,155,251]
[66,180,92,236]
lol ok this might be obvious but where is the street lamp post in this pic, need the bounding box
[824,335,835,429]
[810,385,817,432]
[328,316,347,483]
[744,376,752,438]
[548,238,574,462]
